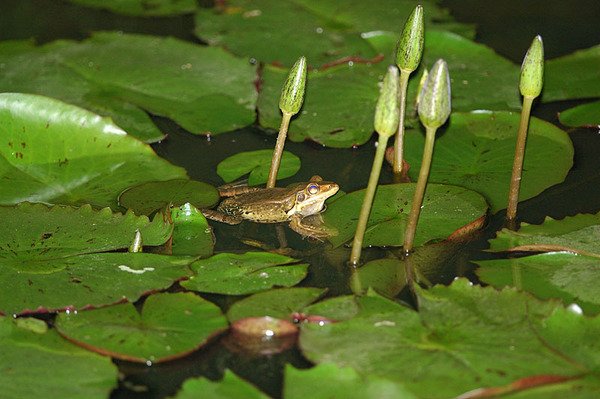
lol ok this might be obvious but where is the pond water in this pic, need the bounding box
[1,1,600,398]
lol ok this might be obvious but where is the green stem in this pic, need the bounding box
[403,126,437,253]
[266,112,292,189]
[349,134,390,265]
[506,95,534,224]
[393,71,411,174]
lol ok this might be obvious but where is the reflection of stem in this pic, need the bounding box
[349,134,390,265]
[393,72,411,174]
[403,126,436,253]
[403,253,418,307]
[506,95,534,224]
[266,112,293,189]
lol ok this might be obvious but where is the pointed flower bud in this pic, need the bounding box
[129,229,143,253]
[395,5,424,73]
[279,56,307,115]
[374,66,400,138]
[418,59,451,129]
[519,35,544,98]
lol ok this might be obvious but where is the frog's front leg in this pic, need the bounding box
[288,214,337,240]
[202,209,243,225]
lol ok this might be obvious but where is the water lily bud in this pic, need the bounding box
[519,35,544,98]
[279,56,307,115]
[414,68,428,109]
[129,229,143,253]
[374,66,400,138]
[395,5,424,73]
[418,59,451,129]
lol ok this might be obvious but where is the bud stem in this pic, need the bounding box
[393,71,411,175]
[266,111,292,189]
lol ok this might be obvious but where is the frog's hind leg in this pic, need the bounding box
[202,209,243,225]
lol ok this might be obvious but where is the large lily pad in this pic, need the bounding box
[324,183,487,248]
[181,252,308,295]
[0,93,187,208]
[544,44,600,102]
[404,111,573,212]
[217,149,301,186]
[68,0,197,16]
[0,316,117,399]
[0,203,193,315]
[172,370,268,399]
[559,100,600,128]
[299,280,600,398]
[0,33,257,141]
[55,292,228,363]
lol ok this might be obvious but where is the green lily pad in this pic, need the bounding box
[302,296,360,322]
[285,363,416,399]
[0,316,117,399]
[0,93,187,209]
[171,370,268,399]
[559,100,600,128]
[404,111,573,212]
[299,279,599,398]
[217,149,301,186]
[544,44,600,102]
[226,287,326,322]
[0,33,257,141]
[181,252,308,295]
[119,179,219,216]
[171,203,215,258]
[68,0,197,16]
[0,203,193,315]
[55,292,227,363]
[324,183,487,248]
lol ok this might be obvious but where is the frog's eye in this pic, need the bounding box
[307,184,319,195]
[297,193,306,202]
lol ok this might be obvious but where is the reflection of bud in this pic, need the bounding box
[418,59,451,129]
[519,35,544,98]
[279,56,307,115]
[395,5,424,73]
[374,66,400,138]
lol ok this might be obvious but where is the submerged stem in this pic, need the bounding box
[266,112,292,189]
[506,95,534,224]
[349,134,390,265]
[393,71,411,174]
[403,126,437,253]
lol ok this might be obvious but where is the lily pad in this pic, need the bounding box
[477,253,600,315]
[55,292,227,363]
[299,280,600,398]
[559,100,600,128]
[0,93,187,209]
[68,0,197,16]
[217,149,301,186]
[324,183,487,248]
[171,203,215,258]
[119,179,219,216]
[0,203,192,315]
[285,363,416,399]
[544,44,600,102]
[404,111,573,212]
[0,316,117,399]
[171,370,268,399]
[181,252,308,295]
[226,287,326,322]
[0,33,257,141]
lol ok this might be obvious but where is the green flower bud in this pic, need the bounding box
[418,59,451,129]
[519,35,544,98]
[374,66,400,138]
[129,229,143,253]
[279,56,307,115]
[395,5,424,73]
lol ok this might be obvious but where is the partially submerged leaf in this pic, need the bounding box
[559,100,600,128]
[170,203,215,258]
[68,0,197,16]
[171,370,269,399]
[217,150,301,186]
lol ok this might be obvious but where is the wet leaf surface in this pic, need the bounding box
[217,149,301,186]
[170,203,215,258]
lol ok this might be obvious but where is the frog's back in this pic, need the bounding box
[217,188,295,223]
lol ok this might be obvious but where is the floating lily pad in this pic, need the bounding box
[0,203,193,315]
[300,280,600,398]
[477,253,600,316]
[302,296,360,322]
[226,287,326,322]
[545,44,600,102]
[171,203,215,258]
[285,363,416,399]
[0,316,117,399]
[119,179,219,216]
[68,0,197,16]
[559,100,600,128]
[55,292,227,363]
[0,93,187,208]
[404,111,573,212]
[172,370,268,399]
[0,33,257,141]
[217,149,301,186]
[181,252,308,295]
[324,183,487,248]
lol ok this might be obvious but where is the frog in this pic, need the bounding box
[202,176,339,239]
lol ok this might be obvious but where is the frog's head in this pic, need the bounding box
[288,176,339,217]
